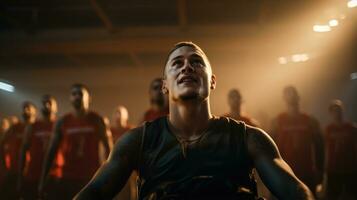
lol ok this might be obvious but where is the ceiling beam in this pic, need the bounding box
[177,0,188,30]
[64,53,88,67]
[128,52,144,67]
[0,24,318,56]
[89,0,114,32]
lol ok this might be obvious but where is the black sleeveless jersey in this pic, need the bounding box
[137,116,257,200]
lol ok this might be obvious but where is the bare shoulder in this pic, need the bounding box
[87,111,105,123]
[246,125,280,159]
[109,126,144,162]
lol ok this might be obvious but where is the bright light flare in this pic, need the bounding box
[291,54,302,62]
[351,72,357,80]
[328,19,339,27]
[279,54,309,64]
[313,25,331,32]
[0,81,15,92]
[291,54,309,63]
[278,57,288,64]
[347,0,357,8]
[300,54,309,62]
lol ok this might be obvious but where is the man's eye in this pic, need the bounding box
[172,60,183,66]
[191,59,203,66]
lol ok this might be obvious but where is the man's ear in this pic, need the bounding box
[210,74,216,90]
[162,79,169,94]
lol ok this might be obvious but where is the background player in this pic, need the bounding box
[141,78,169,122]
[39,84,113,199]
[271,86,324,195]
[0,102,37,199]
[324,100,357,199]
[17,95,60,199]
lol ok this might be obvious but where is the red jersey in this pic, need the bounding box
[274,112,317,178]
[25,119,62,181]
[143,108,169,122]
[3,122,26,172]
[110,125,132,142]
[325,122,357,173]
[0,134,6,184]
[223,114,258,127]
[59,111,102,180]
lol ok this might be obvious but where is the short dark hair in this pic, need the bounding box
[71,83,90,93]
[163,41,210,78]
[42,94,56,102]
[150,78,163,89]
[22,101,36,109]
[228,88,242,99]
[283,85,298,95]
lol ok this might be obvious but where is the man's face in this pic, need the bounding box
[228,90,242,110]
[42,97,57,116]
[113,106,128,125]
[283,87,299,106]
[149,80,165,106]
[329,105,343,121]
[1,118,10,133]
[23,104,37,121]
[163,46,216,102]
[70,87,90,110]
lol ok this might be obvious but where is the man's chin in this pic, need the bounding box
[178,92,200,101]
[72,103,83,110]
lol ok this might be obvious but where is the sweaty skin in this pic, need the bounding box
[75,43,314,200]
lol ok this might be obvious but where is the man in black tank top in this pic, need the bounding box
[75,42,315,200]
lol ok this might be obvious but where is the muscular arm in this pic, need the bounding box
[38,119,63,193]
[0,129,9,171]
[17,124,33,190]
[269,118,279,141]
[310,117,324,182]
[95,116,113,159]
[74,127,142,200]
[246,126,315,200]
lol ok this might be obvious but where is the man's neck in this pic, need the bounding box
[287,105,300,116]
[42,113,56,122]
[115,121,128,130]
[229,108,241,118]
[74,108,89,117]
[151,104,166,112]
[333,118,344,125]
[24,117,36,125]
[169,99,212,139]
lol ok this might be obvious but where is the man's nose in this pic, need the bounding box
[181,60,194,73]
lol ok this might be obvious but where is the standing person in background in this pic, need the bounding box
[111,105,133,143]
[111,105,135,200]
[39,83,113,199]
[8,116,20,128]
[141,78,169,122]
[271,86,324,196]
[223,88,272,199]
[0,102,37,199]
[0,117,10,190]
[0,118,10,135]
[224,88,258,126]
[324,100,357,200]
[17,95,61,199]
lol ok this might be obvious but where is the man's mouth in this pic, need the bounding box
[178,75,198,84]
